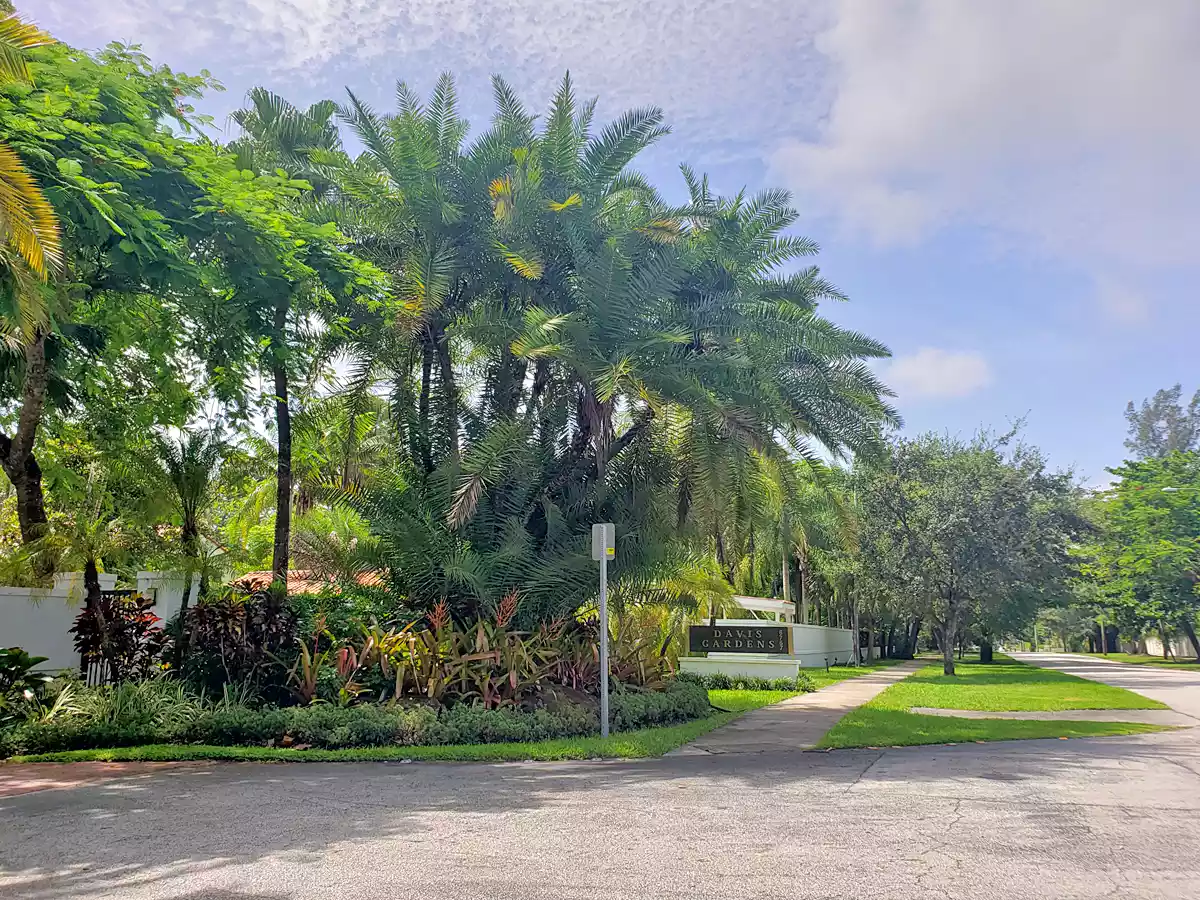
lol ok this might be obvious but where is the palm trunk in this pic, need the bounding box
[747,531,755,588]
[851,596,859,664]
[271,299,291,588]
[797,546,810,624]
[84,556,120,681]
[417,334,434,474]
[433,321,460,463]
[175,518,199,668]
[0,330,51,566]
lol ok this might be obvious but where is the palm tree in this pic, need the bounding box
[328,74,898,627]
[227,88,351,587]
[0,12,61,287]
[129,428,226,662]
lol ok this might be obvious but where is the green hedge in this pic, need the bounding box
[676,671,816,692]
[3,680,712,755]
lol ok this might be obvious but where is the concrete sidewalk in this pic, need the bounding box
[672,658,925,755]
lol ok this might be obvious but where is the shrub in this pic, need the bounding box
[610,679,711,731]
[0,647,53,722]
[2,670,717,757]
[288,704,420,748]
[182,589,297,693]
[675,671,815,693]
[439,704,596,745]
[70,596,171,681]
[188,706,291,746]
[13,720,167,754]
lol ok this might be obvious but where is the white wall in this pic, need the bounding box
[137,571,199,626]
[1142,635,1197,659]
[0,571,193,672]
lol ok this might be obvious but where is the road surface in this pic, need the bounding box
[2,657,1198,899]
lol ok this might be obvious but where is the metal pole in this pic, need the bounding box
[599,553,610,738]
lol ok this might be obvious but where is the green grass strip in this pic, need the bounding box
[818,708,1167,749]
[870,655,1166,712]
[818,654,1170,749]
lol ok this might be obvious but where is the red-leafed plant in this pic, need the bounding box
[71,593,171,682]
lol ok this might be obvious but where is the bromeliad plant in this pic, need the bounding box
[365,594,563,709]
[266,592,680,711]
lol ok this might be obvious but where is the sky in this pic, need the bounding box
[31,0,1200,483]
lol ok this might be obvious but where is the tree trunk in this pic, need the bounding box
[83,556,120,681]
[1180,617,1200,662]
[798,551,809,624]
[866,615,876,662]
[432,321,460,463]
[885,623,896,658]
[980,639,994,663]
[908,618,922,659]
[271,299,291,588]
[851,596,860,664]
[175,519,199,668]
[1159,622,1171,659]
[417,333,434,474]
[0,330,52,565]
[941,602,958,676]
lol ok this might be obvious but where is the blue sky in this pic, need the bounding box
[33,0,1200,483]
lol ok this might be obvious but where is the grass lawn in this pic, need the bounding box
[818,655,1169,750]
[1073,652,1200,671]
[7,688,797,765]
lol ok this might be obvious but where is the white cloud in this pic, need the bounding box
[41,1,832,158]
[883,348,992,400]
[769,1,1200,308]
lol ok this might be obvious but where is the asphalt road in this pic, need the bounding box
[3,660,1199,900]
[1013,651,1200,721]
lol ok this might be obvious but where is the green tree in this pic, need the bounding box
[0,40,215,550]
[1082,452,1200,659]
[856,430,1082,674]
[176,141,384,588]
[330,74,897,624]
[1124,384,1200,459]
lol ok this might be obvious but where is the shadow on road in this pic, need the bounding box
[3,728,1196,900]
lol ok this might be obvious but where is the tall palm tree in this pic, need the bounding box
[329,74,898,627]
[228,88,350,587]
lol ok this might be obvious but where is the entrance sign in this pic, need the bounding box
[688,624,792,655]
